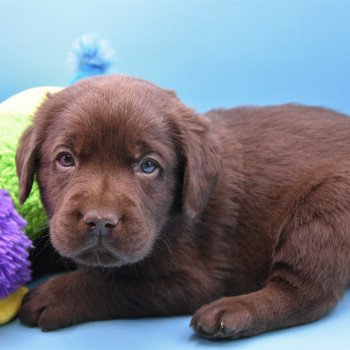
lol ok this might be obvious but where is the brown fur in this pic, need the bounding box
[16,75,350,338]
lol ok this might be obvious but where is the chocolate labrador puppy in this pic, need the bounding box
[16,75,350,338]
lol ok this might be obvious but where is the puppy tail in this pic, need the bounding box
[67,34,116,84]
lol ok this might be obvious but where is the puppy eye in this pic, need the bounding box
[57,153,75,167]
[140,159,159,174]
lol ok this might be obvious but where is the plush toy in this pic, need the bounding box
[0,34,115,324]
[0,86,62,240]
[0,190,32,323]
[0,87,61,324]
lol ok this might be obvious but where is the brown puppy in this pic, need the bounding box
[16,75,350,338]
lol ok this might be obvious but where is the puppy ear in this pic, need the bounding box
[16,126,38,204]
[176,110,221,221]
[15,92,60,204]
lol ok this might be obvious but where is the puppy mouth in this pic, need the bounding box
[73,244,124,268]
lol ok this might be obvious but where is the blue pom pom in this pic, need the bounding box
[68,34,116,84]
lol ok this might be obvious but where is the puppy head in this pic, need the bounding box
[16,75,221,267]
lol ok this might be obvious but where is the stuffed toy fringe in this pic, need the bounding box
[0,190,32,324]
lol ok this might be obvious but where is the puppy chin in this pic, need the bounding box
[73,248,126,268]
[72,246,148,268]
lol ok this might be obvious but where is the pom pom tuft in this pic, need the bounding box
[68,34,116,83]
[0,190,33,299]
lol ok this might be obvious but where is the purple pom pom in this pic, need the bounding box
[0,190,33,299]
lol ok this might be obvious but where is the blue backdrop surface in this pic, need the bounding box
[1,280,350,350]
[1,1,350,349]
[1,0,350,114]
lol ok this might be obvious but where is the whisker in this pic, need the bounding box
[30,235,52,261]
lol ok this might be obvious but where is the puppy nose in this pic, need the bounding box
[83,210,119,236]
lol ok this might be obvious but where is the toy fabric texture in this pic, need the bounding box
[0,190,32,323]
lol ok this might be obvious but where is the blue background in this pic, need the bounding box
[1,0,350,114]
[1,1,350,349]
[1,278,350,350]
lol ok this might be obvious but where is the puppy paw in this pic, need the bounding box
[191,297,254,339]
[19,275,77,331]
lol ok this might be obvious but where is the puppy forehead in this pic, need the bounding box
[51,97,172,159]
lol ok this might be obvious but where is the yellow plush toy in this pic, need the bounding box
[0,287,29,324]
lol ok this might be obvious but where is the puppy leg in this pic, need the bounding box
[191,197,350,338]
[19,267,211,331]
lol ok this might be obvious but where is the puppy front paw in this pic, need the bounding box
[191,297,254,339]
[19,275,78,331]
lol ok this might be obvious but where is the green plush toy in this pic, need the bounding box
[0,86,61,240]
